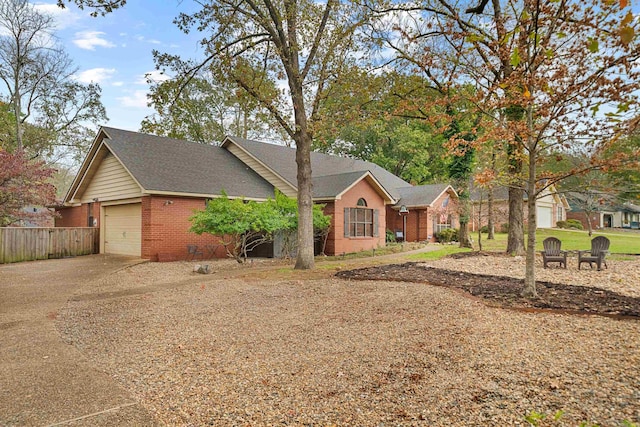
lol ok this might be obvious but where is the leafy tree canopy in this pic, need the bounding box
[0,149,56,226]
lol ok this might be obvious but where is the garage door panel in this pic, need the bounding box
[537,206,552,229]
[104,204,141,256]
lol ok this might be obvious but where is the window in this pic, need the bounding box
[344,206,379,238]
[435,213,452,233]
[87,202,94,227]
[557,206,563,221]
[357,198,367,207]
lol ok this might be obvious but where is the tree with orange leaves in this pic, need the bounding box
[369,0,639,296]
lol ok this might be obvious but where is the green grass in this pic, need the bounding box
[409,228,640,261]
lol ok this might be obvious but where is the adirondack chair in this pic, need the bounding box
[541,237,567,269]
[578,236,610,271]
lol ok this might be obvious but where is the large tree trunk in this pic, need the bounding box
[506,186,525,255]
[457,192,473,248]
[506,138,525,255]
[294,134,315,269]
[292,93,315,270]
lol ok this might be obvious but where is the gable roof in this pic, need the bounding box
[394,184,457,208]
[222,136,411,201]
[65,127,275,203]
[312,171,395,202]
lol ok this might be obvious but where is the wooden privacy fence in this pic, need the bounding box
[0,227,99,264]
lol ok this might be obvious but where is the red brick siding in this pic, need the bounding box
[566,211,598,230]
[330,180,386,255]
[55,203,101,228]
[322,201,337,255]
[386,191,459,243]
[142,195,225,261]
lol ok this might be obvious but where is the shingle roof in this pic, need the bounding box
[395,184,453,208]
[101,127,275,199]
[311,171,370,199]
[224,136,412,200]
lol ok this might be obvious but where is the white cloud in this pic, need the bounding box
[117,90,149,108]
[137,70,171,84]
[135,34,162,45]
[112,81,124,87]
[74,67,116,84]
[73,30,116,50]
[34,2,81,29]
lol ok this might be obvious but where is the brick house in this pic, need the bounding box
[386,184,459,242]
[57,127,457,261]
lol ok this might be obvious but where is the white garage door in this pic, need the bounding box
[537,206,553,228]
[104,203,141,256]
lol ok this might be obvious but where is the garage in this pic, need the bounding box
[537,205,553,228]
[103,203,141,256]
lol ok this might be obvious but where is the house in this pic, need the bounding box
[386,184,459,242]
[470,184,570,231]
[566,192,640,229]
[56,127,458,261]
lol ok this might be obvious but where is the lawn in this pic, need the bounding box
[410,228,640,261]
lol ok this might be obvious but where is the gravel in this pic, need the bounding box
[57,254,640,426]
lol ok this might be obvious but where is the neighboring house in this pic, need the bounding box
[386,184,459,242]
[566,192,640,229]
[57,127,458,261]
[470,184,570,231]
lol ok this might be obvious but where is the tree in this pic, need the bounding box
[0,149,56,226]
[313,70,450,185]
[373,0,639,296]
[141,71,287,144]
[0,0,106,161]
[456,0,639,296]
[153,0,366,270]
[56,0,126,17]
[189,191,330,263]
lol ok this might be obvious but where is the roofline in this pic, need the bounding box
[393,184,457,209]
[64,128,107,203]
[221,136,298,194]
[333,171,396,203]
[144,190,270,202]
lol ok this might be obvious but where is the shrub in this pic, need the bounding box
[566,219,584,229]
[385,229,396,243]
[500,223,509,233]
[435,228,458,243]
[480,225,489,233]
[556,219,584,230]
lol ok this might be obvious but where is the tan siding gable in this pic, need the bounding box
[226,143,297,198]
[80,153,142,203]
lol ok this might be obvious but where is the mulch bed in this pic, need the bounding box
[336,261,640,319]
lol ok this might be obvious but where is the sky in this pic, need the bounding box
[35,0,205,132]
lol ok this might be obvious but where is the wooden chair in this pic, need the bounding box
[187,244,203,260]
[578,236,610,271]
[541,237,567,269]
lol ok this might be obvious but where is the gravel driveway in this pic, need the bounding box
[56,254,640,426]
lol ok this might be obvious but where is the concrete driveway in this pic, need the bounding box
[0,255,157,427]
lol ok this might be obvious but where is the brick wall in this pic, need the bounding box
[331,179,386,255]
[142,195,225,262]
[55,205,88,227]
[386,190,459,243]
